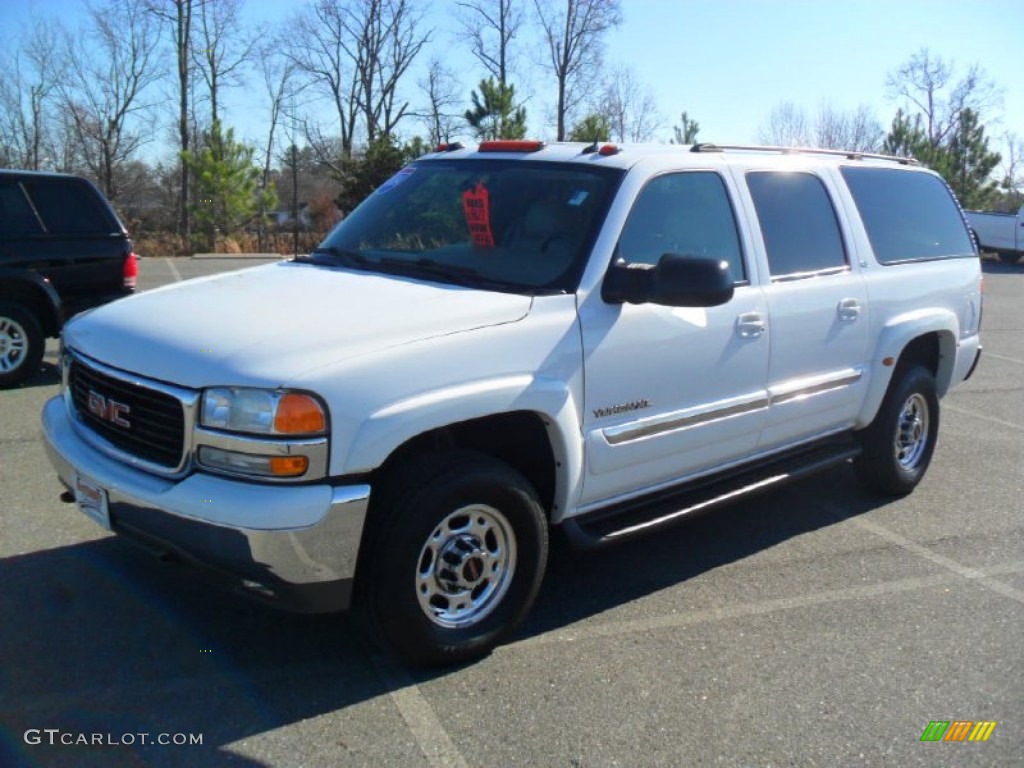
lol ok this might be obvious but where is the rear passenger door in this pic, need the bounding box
[740,170,870,448]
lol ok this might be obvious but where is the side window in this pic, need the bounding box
[23,180,116,235]
[840,167,974,263]
[746,172,847,278]
[0,181,44,236]
[618,172,746,283]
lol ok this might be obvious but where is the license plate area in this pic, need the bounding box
[74,473,110,530]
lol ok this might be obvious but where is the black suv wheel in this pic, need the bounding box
[0,301,44,388]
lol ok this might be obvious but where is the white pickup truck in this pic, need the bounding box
[966,205,1024,262]
[42,141,983,665]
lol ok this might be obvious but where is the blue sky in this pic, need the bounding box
[5,0,1022,167]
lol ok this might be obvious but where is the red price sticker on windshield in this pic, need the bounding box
[462,183,495,247]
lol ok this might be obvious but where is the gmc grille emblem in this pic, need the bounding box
[86,390,131,428]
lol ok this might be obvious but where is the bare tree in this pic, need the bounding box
[418,57,463,145]
[288,0,429,163]
[57,0,163,199]
[455,0,524,88]
[346,0,431,143]
[813,104,882,152]
[147,0,195,240]
[534,0,621,141]
[886,48,1001,147]
[254,40,296,249]
[190,0,258,126]
[757,101,810,147]
[286,0,360,160]
[756,101,881,151]
[0,20,64,170]
[998,133,1023,210]
[599,66,661,143]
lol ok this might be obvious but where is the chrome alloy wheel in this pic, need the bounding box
[894,392,930,470]
[415,504,517,629]
[0,316,29,373]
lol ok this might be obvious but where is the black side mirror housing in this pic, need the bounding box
[602,253,735,307]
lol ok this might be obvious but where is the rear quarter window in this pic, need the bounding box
[839,167,974,264]
[23,179,118,235]
[0,180,44,236]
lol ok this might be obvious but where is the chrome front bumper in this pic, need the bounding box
[42,396,370,612]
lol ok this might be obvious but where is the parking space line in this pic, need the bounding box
[945,403,1022,430]
[515,570,970,648]
[984,352,1024,365]
[805,494,1024,605]
[164,257,183,282]
[370,655,469,768]
[849,516,1024,604]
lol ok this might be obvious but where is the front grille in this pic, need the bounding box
[69,360,185,468]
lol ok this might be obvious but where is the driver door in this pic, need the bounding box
[577,170,770,508]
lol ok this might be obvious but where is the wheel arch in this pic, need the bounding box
[0,269,64,337]
[856,310,959,428]
[368,410,567,522]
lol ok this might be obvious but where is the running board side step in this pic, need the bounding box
[562,436,861,548]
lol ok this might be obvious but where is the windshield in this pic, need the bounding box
[310,159,623,293]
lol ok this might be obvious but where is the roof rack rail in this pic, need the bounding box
[691,143,918,165]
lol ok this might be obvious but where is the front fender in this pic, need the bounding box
[341,376,585,522]
[856,308,960,428]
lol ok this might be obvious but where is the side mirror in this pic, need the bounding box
[602,253,735,307]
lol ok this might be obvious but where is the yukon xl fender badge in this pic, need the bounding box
[86,390,132,428]
[593,399,652,419]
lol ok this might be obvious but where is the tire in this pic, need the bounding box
[997,251,1020,264]
[358,450,548,667]
[854,365,939,496]
[0,301,44,389]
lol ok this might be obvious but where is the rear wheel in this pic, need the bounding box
[359,450,548,666]
[854,365,939,496]
[0,301,44,389]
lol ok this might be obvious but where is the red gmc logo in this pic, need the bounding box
[86,390,131,428]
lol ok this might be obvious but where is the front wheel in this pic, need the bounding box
[854,365,939,496]
[359,451,548,666]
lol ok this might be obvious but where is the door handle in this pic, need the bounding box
[837,298,861,322]
[736,312,766,338]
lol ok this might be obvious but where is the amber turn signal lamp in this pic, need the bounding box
[274,393,326,434]
[270,456,310,476]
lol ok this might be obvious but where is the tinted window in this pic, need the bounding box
[747,172,847,277]
[0,180,44,236]
[840,167,974,263]
[618,172,745,282]
[23,179,116,235]
[320,160,621,293]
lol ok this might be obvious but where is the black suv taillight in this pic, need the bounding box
[123,252,139,290]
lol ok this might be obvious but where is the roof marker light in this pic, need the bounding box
[478,140,545,153]
[434,142,463,152]
[598,144,620,156]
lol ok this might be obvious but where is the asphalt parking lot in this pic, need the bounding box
[1,256,1021,767]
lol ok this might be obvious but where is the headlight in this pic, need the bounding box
[201,388,327,435]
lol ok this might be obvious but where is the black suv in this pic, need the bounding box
[0,170,138,388]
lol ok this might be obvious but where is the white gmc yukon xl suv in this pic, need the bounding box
[42,142,983,665]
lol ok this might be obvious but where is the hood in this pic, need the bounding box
[64,261,532,388]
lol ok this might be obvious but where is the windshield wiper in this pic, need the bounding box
[376,257,517,291]
[294,246,369,268]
